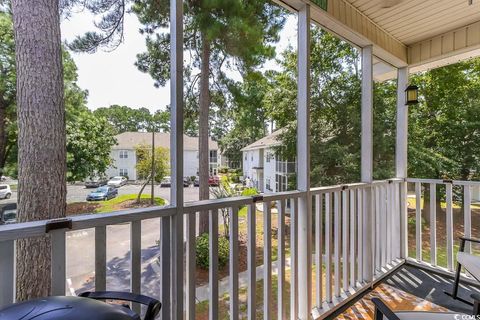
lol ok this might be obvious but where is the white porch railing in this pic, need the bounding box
[0,178,441,319]
[405,178,480,278]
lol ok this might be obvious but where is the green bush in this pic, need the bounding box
[218,166,229,174]
[229,173,240,183]
[228,168,242,175]
[242,187,258,197]
[195,233,230,269]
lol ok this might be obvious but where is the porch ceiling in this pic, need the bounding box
[346,0,480,46]
[278,0,480,77]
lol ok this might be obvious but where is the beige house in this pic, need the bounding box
[106,132,220,180]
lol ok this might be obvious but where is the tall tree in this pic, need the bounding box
[93,105,154,133]
[265,28,366,187]
[93,105,171,134]
[0,16,117,181]
[12,0,66,300]
[133,0,286,233]
[220,71,269,166]
[61,0,285,233]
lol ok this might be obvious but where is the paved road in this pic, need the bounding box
[65,185,205,295]
[1,182,200,204]
[1,182,203,296]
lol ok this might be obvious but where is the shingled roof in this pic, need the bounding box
[241,128,285,152]
[113,132,218,151]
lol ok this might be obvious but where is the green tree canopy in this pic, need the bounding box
[408,61,480,181]
[135,144,170,182]
[0,11,117,181]
[93,105,170,134]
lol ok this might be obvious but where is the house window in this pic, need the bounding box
[266,151,273,163]
[209,150,218,163]
[275,173,288,192]
[119,150,128,159]
[266,178,272,191]
[119,169,128,177]
[244,153,247,161]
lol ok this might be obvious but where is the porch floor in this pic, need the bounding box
[330,264,480,319]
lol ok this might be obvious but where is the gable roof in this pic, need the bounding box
[113,132,218,151]
[241,128,285,152]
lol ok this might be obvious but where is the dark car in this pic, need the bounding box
[86,186,118,201]
[0,203,17,225]
[160,176,171,187]
[84,176,108,188]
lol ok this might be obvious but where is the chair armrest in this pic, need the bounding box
[459,237,480,252]
[460,236,480,244]
[371,298,401,320]
[472,293,480,316]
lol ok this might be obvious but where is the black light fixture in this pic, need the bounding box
[405,85,419,105]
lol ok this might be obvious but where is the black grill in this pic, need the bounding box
[0,291,161,320]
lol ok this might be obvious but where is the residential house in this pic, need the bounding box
[106,132,220,180]
[241,128,296,193]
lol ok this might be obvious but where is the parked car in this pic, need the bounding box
[0,203,16,225]
[0,184,12,200]
[107,176,127,188]
[86,186,118,201]
[208,176,220,186]
[194,176,200,187]
[183,177,191,187]
[0,175,6,181]
[84,176,108,188]
[160,176,171,187]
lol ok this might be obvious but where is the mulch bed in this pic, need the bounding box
[66,202,100,215]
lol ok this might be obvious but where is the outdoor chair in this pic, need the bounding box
[448,236,480,305]
[372,297,480,320]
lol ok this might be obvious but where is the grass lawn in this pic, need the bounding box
[407,196,480,210]
[66,194,166,215]
[94,194,166,213]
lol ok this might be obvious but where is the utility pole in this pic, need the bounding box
[151,129,155,205]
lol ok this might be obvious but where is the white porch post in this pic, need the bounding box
[396,67,409,259]
[297,4,312,319]
[170,0,184,319]
[361,45,373,282]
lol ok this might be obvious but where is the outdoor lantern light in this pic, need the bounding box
[405,85,419,105]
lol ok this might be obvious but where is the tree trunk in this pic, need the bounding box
[137,174,152,203]
[12,0,66,300]
[198,35,211,235]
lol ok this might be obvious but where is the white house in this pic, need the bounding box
[241,128,296,193]
[106,132,220,181]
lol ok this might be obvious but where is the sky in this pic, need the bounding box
[60,10,298,113]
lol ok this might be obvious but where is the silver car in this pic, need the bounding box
[0,184,12,200]
[107,176,128,188]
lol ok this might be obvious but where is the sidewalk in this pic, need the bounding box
[194,257,292,302]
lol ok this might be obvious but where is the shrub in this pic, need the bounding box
[229,173,240,183]
[242,187,258,197]
[218,166,229,174]
[196,233,230,269]
[228,168,242,175]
